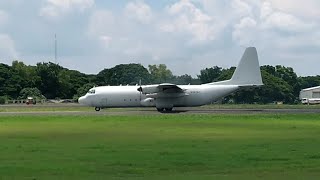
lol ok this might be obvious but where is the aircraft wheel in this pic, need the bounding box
[165,108,173,112]
[95,107,101,111]
[157,108,164,112]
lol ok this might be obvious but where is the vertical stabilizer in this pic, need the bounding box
[208,47,263,86]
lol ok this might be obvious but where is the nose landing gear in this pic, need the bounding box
[95,107,101,111]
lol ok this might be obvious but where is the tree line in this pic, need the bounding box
[0,61,319,104]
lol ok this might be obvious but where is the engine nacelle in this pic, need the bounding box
[140,98,155,107]
[137,85,158,94]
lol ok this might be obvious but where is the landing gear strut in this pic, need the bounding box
[95,107,101,111]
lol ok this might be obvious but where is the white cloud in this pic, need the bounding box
[88,10,115,36]
[160,0,218,44]
[268,0,320,19]
[260,1,272,19]
[0,10,9,26]
[87,8,174,59]
[0,34,18,61]
[1,0,319,76]
[231,0,253,18]
[260,2,314,32]
[276,33,320,50]
[88,10,115,46]
[262,11,312,32]
[84,0,319,76]
[99,35,112,48]
[124,1,153,24]
[232,0,317,46]
[232,17,257,46]
[40,0,94,18]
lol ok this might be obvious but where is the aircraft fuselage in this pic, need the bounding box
[78,85,239,109]
[78,47,263,112]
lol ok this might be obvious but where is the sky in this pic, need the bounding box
[0,0,319,77]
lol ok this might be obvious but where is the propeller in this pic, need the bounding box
[138,79,142,101]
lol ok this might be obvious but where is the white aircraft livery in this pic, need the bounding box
[78,47,263,112]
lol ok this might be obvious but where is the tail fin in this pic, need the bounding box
[208,47,263,86]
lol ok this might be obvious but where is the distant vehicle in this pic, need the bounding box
[79,47,263,112]
[301,98,320,105]
[26,97,36,105]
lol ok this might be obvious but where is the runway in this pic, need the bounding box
[0,106,319,116]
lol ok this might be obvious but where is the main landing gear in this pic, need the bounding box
[95,107,101,111]
[157,107,173,112]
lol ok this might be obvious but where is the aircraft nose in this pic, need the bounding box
[78,96,86,105]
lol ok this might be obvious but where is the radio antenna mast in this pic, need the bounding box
[54,33,58,64]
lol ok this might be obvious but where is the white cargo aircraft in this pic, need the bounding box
[78,47,263,112]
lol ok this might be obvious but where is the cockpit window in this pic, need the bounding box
[87,89,95,94]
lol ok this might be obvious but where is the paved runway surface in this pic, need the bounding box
[0,107,319,116]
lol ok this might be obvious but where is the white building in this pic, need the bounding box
[299,86,320,104]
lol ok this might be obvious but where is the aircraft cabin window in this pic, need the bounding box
[87,89,95,94]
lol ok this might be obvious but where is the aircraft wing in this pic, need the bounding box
[157,83,184,93]
[138,83,186,97]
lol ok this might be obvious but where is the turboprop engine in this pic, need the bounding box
[140,98,155,107]
[137,85,158,94]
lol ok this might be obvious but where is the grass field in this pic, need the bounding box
[1,114,320,179]
[0,104,91,112]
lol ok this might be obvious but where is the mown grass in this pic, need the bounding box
[1,114,320,179]
[0,105,150,112]
[0,104,91,112]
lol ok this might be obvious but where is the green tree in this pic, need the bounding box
[171,74,193,85]
[198,66,222,84]
[204,66,297,104]
[229,70,294,104]
[57,69,73,99]
[299,76,320,89]
[259,70,294,103]
[18,87,45,100]
[216,67,236,81]
[5,61,39,99]
[148,64,173,83]
[0,96,7,104]
[97,64,151,86]
[74,83,97,99]
[0,58,318,104]
[274,65,300,99]
[35,62,62,99]
[0,63,11,97]
[56,68,93,99]
[4,61,27,99]
[260,65,300,103]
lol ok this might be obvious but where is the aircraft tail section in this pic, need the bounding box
[208,47,263,86]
